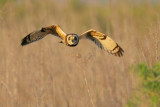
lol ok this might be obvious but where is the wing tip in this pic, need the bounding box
[21,37,27,46]
[114,46,124,57]
[108,44,124,57]
[21,34,30,46]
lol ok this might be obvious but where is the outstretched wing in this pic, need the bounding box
[21,24,66,46]
[80,29,124,57]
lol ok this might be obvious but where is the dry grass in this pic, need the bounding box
[0,0,160,107]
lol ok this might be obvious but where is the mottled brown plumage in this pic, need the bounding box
[21,24,124,57]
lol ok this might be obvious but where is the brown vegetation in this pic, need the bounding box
[0,0,159,107]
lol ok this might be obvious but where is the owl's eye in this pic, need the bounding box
[74,37,77,40]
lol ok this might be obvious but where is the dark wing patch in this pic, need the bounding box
[109,43,124,57]
[21,33,31,46]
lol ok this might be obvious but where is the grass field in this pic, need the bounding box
[0,0,160,107]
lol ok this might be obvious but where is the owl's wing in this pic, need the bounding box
[21,24,66,46]
[80,29,124,57]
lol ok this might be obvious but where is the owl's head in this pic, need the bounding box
[66,34,79,47]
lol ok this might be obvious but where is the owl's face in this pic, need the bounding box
[66,34,79,47]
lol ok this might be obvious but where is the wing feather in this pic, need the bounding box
[21,24,66,46]
[80,29,124,57]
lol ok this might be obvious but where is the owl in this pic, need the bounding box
[21,24,124,57]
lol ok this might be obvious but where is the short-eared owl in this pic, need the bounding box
[21,24,124,57]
